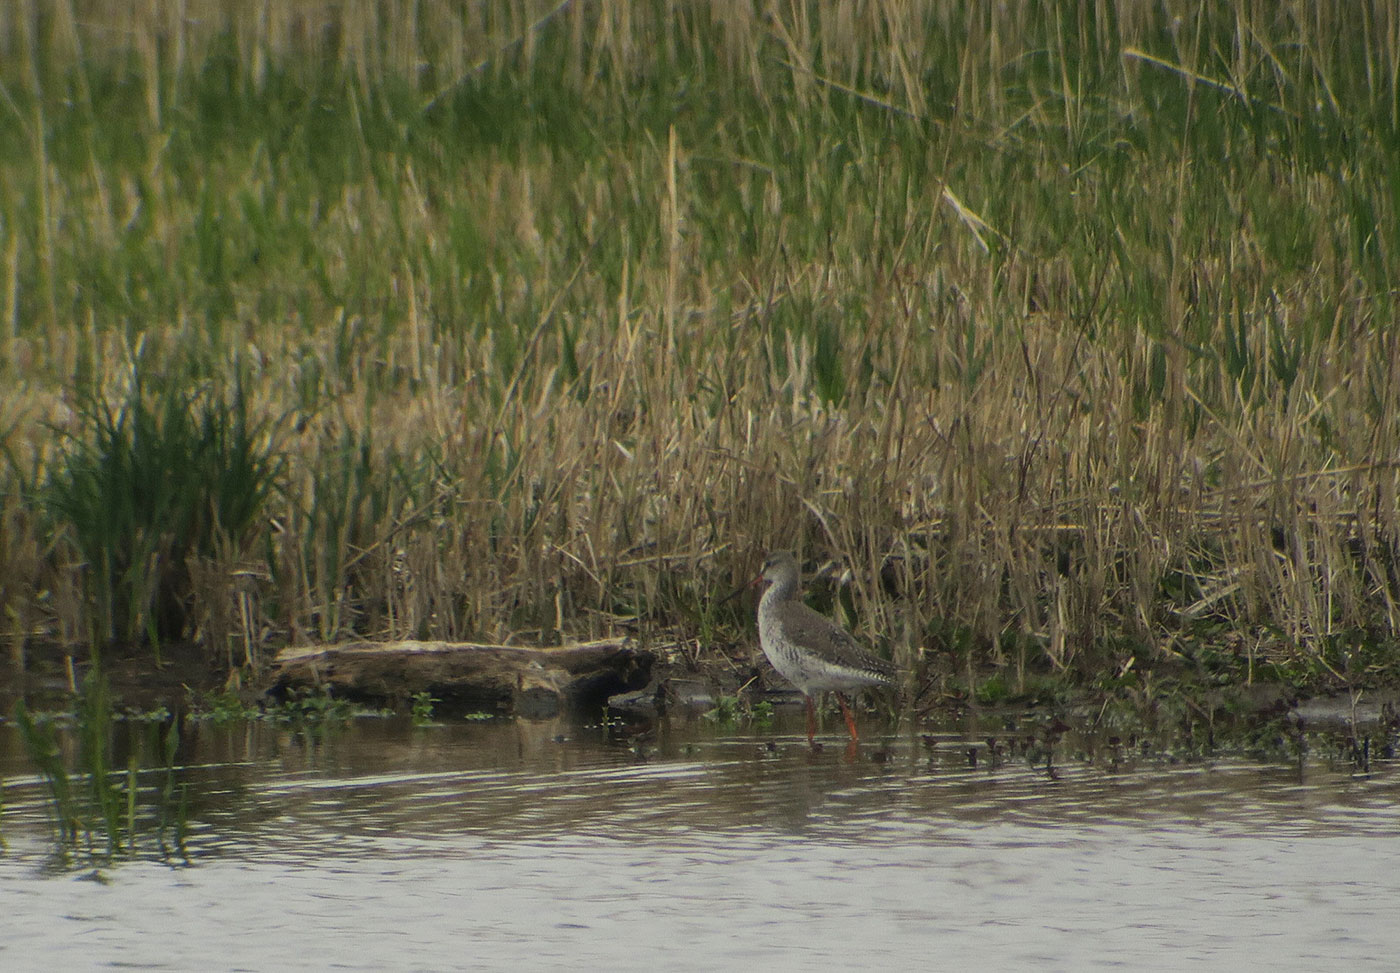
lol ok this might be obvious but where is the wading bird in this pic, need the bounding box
[755,551,898,747]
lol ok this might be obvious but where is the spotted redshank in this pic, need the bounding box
[755,550,898,746]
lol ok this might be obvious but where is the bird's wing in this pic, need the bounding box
[777,602,898,679]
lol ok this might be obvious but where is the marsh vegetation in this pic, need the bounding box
[2,1,1399,707]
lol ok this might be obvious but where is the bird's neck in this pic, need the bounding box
[760,574,799,610]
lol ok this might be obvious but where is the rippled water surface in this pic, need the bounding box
[3,711,1398,970]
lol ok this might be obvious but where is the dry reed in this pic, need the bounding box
[1,1,1398,692]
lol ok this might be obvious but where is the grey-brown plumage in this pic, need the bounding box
[756,550,897,745]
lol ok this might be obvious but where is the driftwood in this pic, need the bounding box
[265,638,653,718]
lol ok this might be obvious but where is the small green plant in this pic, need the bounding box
[120,705,173,724]
[409,690,438,725]
[268,686,362,726]
[704,694,776,728]
[703,694,742,726]
[188,688,261,724]
[974,673,1012,706]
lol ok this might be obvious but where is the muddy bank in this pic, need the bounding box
[1,640,235,715]
[4,638,1400,753]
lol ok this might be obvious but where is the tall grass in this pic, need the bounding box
[1,1,1398,690]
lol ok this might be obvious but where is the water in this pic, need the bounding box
[2,712,1398,970]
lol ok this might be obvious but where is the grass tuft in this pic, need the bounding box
[43,358,282,654]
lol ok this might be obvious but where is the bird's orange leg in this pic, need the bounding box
[805,695,818,746]
[836,693,860,743]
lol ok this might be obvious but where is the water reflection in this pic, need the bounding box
[4,711,1400,849]
[2,710,1399,968]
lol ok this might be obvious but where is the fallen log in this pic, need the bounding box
[265,637,653,718]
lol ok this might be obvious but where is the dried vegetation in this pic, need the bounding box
[2,1,1399,693]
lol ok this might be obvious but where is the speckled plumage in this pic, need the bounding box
[756,551,897,744]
